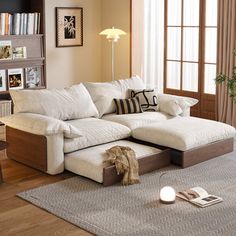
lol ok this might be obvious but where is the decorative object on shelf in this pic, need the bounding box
[0,70,7,92]
[159,172,176,204]
[56,7,83,47]
[25,66,42,88]
[215,51,236,101]
[0,40,12,60]
[99,27,126,81]
[8,68,24,90]
[12,46,27,59]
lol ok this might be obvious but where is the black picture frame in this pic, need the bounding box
[56,7,83,47]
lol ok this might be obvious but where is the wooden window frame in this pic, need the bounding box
[164,0,218,118]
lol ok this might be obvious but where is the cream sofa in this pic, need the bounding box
[1,76,235,184]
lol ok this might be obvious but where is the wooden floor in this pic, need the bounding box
[0,150,92,236]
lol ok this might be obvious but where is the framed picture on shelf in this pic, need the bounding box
[8,68,24,90]
[0,41,12,60]
[12,46,27,59]
[56,7,83,47]
[25,67,42,88]
[0,70,7,92]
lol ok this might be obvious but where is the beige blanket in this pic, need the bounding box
[105,145,140,185]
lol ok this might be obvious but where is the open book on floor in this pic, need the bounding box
[177,187,223,208]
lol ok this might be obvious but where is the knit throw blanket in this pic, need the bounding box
[105,146,140,185]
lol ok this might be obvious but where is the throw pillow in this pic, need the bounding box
[159,94,198,116]
[161,100,183,116]
[129,89,159,112]
[114,97,143,115]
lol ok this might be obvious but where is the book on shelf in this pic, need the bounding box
[0,40,12,60]
[0,12,41,36]
[177,187,223,208]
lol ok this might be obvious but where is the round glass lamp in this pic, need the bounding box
[160,186,176,204]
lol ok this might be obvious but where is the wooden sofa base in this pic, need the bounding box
[130,137,234,168]
[103,149,171,187]
[6,126,47,172]
[171,138,234,168]
[5,126,234,185]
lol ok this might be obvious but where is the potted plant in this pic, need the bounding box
[215,51,236,101]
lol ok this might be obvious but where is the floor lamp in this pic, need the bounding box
[100,27,126,81]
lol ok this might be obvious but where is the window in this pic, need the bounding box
[164,0,218,95]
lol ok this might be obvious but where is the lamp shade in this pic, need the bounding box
[160,186,176,204]
[100,26,126,42]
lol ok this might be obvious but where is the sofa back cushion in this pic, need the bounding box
[84,76,145,117]
[10,83,99,121]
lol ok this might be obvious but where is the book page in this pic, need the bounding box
[191,195,223,207]
[190,187,209,198]
[177,187,209,201]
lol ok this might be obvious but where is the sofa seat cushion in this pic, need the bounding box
[132,117,236,151]
[102,112,171,130]
[65,140,162,183]
[64,118,131,153]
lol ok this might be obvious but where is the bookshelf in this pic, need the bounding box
[0,0,46,100]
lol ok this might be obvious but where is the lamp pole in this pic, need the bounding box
[99,27,126,81]
[111,40,115,81]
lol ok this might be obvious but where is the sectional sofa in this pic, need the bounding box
[1,76,235,185]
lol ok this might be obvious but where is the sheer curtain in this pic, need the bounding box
[132,0,164,92]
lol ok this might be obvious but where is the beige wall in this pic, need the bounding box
[101,0,131,82]
[45,0,102,89]
[44,0,130,88]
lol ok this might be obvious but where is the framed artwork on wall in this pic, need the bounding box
[56,7,83,47]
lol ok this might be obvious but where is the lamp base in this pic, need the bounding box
[160,199,175,204]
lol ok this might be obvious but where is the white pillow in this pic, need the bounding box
[84,82,122,118]
[159,94,198,116]
[84,75,145,117]
[112,75,145,98]
[10,83,99,121]
[160,100,183,116]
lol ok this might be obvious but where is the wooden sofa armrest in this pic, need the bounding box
[6,126,47,171]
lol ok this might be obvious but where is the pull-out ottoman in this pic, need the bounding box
[132,117,236,168]
[65,140,170,186]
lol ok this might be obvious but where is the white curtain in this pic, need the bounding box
[132,0,164,92]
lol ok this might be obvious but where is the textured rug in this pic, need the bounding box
[18,142,236,236]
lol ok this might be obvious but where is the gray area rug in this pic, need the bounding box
[18,141,236,236]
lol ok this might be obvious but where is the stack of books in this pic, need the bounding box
[0,12,40,35]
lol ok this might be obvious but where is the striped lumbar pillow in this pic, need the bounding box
[114,97,143,115]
